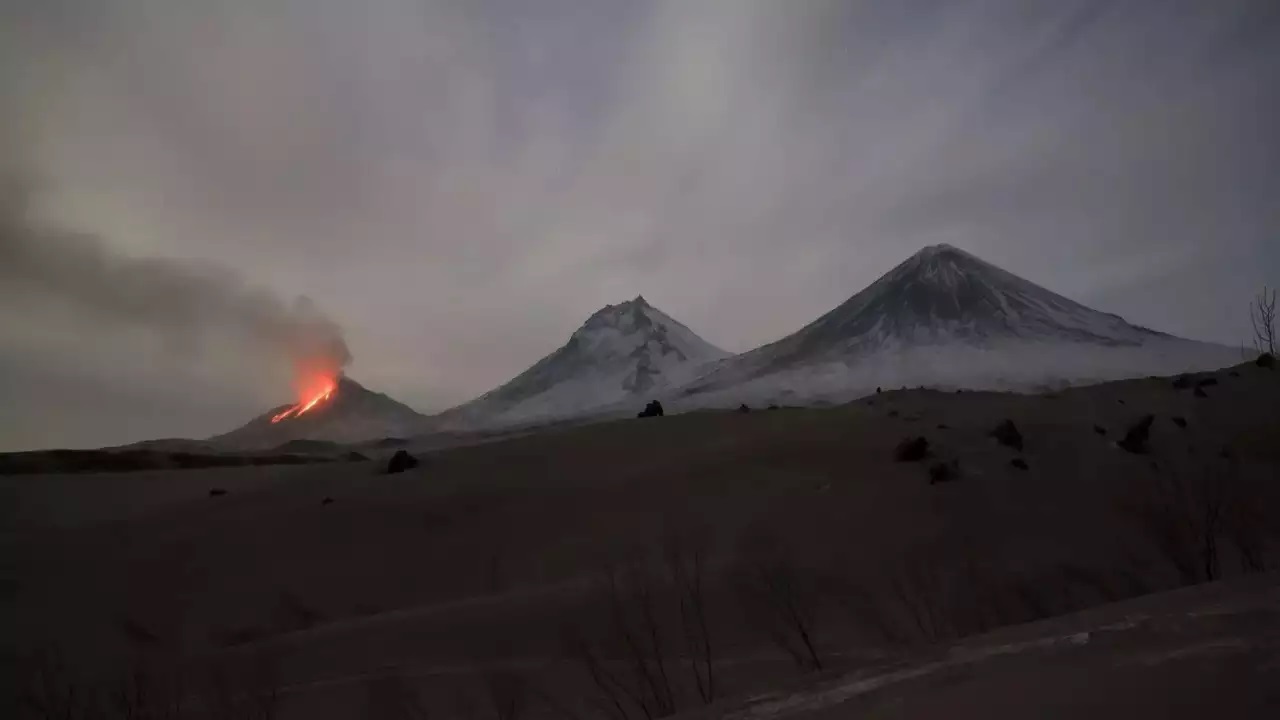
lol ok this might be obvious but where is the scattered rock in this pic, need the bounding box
[1172,374,1193,389]
[1118,415,1155,455]
[346,451,370,462]
[386,450,419,474]
[1171,416,1187,429]
[1193,386,1208,398]
[1196,377,1218,387]
[1093,425,1107,436]
[1010,458,1029,471]
[737,403,751,414]
[321,497,334,506]
[637,400,665,418]
[990,419,1024,451]
[208,488,228,497]
[1257,352,1275,369]
[928,460,959,484]
[894,436,930,462]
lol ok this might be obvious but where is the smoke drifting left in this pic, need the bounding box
[0,176,352,393]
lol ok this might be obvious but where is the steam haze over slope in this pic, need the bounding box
[2,0,1278,449]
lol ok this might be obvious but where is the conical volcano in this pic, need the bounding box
[211,375,427,449]
[679,245,1236,403]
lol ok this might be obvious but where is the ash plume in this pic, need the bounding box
[0,177,352,377]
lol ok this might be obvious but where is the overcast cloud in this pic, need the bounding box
[2,0,1278,450]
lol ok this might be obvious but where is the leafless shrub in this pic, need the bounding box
[17,649,97,720]
[110,659,188,720]
[663,531,715,704]
[732,536,824,672]
[563,560,677,720]
[18,647,287,720]
[1251,285,1276,356]
[1124,451,1274,586]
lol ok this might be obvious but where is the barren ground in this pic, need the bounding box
[5,361,1279,718]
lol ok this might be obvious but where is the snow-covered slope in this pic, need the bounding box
[676,244,1239,406]
[443,296,727,426]
[211,375,428,449]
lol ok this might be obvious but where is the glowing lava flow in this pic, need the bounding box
[270,379,337,423]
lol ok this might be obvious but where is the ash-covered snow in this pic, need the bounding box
[440,296,728,427]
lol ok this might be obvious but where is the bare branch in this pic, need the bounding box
[1250,285,1276,356]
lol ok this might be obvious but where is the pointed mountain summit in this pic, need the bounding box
[766,243,1164,359]
[211,375,428,449]
[444,296,727,426]
[679,244,1236,403]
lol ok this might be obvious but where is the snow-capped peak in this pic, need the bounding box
[442,296,727,426]
[675,244,1234,406]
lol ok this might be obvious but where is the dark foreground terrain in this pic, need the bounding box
[4,361,1279,718]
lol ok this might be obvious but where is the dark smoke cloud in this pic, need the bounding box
[0,177,352,391]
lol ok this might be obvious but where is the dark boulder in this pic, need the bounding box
[990,419,1024,451]
[1196,377,1218,387]
[1193,386,1208,398]
[1010,457,1029,471]
[894,436,930,462]
[767,403,780,410]
[637,400,665,418]
[346,451,370,462]
[737,404,751,414]
[1093,425,1107,436]
[1172,374,1193,389]
[1118,415,1155,455]
[928,460,959,484]
[208,488,228,497]
[386,450,419,474]
[1171,416,1187,429]
[1257,353,1275,369]
[321,497,334,506]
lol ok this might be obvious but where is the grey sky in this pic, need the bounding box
[2,0,1278,450]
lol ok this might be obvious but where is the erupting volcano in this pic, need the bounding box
[270,374,338,423]
[212,374,429,449]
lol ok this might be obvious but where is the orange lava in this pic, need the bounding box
[270,376,337,423]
